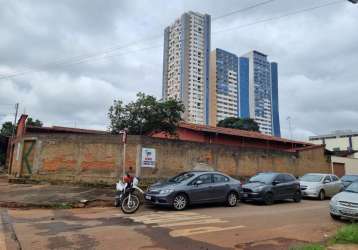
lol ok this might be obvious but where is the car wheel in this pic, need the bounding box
[293,191,302,203]
[226,192,238,207]
[264,192,274,205]
[330,213,340,221]
[318,190,325,201]
[173,194,188,211]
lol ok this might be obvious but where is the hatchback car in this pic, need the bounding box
[241,172,301,205]
[341,175,358,190]
[300,173,343,200]
[330,181,358,220]
[144,171,241,210]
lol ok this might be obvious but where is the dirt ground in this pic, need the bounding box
[0,175,115,208]
[0,199,345,250]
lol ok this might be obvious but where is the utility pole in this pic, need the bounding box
[12,103,19,137]
[286,116,293,140]
[119,129,128,179]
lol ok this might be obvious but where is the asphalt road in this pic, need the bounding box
[0,200,344,250]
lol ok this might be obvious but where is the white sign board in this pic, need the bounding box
[141,148,156,168]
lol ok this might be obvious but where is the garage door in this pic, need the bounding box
[333,162,345,177]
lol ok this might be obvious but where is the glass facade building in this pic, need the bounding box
[209,49,239,126]
[239,51,281,136]
[271,62,281,137]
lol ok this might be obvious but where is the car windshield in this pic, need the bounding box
[248,173,277,184]
[168,172,195,183]
[345,182,358,193]
[300,174,323,182]
[341,175,358,182]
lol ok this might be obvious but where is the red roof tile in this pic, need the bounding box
[179,122,313,146]
[26,126,109,135]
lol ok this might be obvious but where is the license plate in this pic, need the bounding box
[145,195,151,200]
[242,193,248,198]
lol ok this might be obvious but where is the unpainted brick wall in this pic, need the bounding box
[10,133,331,184]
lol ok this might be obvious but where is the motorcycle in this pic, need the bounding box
[115,176,144,214]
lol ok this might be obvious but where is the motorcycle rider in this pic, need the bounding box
[123,166,134,187]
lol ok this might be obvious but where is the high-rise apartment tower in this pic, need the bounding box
[209,48,239,126]
[162,11,211,125]
[239,50,281,136]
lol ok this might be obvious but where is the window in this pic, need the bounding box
[331,175,339,182]
[323,176,331,183]
[284,174,296,182]
[192,174,212,185]
[213,174,229,183]
[275,174,286,183]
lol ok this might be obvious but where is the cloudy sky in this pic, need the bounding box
[0,0,357,140]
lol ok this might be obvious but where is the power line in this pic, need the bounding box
[212,0,275,20]
[0,0,277,80]
[213,0,342,35]
[0,0,345,80]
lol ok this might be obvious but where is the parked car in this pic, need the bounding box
[300,173,343,200]
[330,181,358,220]
[241,172,301,205]
[144,171,242,210]
[340,175,358,189]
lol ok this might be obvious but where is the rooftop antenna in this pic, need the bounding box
[286,116,293,140]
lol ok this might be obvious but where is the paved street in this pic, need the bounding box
[0,200,344,250]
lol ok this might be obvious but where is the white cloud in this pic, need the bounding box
[0,0,357,139]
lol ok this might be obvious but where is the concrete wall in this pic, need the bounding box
[9,133,331,184]
[332,156,358,175]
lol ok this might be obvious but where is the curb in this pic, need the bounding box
[0,199,114,209]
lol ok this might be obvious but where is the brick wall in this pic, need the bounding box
[9,133,331,184]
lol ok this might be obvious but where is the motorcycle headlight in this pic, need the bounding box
[159,189,174,195]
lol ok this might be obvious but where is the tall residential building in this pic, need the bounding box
[162,11,211,125]
[209,48,239,126]
[239,50,281,136]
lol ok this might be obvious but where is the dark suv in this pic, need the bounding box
[241,172,301,205]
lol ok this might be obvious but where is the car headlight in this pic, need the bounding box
[159,189,174,195]
[330,195,338,206]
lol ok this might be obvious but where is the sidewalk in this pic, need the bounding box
[0,175,115,209]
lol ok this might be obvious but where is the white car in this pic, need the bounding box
[300,173,343,200]
[330,181,358,220]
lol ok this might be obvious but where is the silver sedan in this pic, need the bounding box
[330,181,358,220]
[300,173,343,200]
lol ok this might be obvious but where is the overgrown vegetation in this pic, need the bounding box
[217,117,260,132]
[290,244,325,250]
[331,223,358,244]
[291,223,358,250]
[108,92,185,135]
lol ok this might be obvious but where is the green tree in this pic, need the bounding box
[108,92,185,135]
[26,117,43,127]
[217,117,260,132]
[0,121,15,137]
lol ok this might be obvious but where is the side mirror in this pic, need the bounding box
[272,180,280,185]
[195,180,203,186]
[323,180,330,184]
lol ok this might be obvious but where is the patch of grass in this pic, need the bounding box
[51,203,74,209]
[331,223,358,244]
[290,244,325,250]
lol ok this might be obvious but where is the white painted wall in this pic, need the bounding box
[331,156,358,175]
